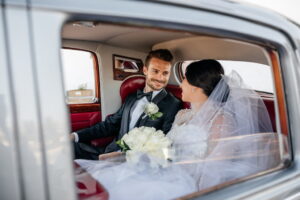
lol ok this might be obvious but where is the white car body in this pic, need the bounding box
[1,0,300,199]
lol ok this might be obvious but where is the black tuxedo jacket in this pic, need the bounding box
[76,89,182,153]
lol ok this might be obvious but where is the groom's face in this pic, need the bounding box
[143,57,171,91]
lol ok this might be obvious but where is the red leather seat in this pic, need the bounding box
[263,98,276,132]
[166,84,190,109]
[120,75,146,103]
[71,111,101,132]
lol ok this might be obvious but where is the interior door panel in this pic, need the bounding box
[70,111,101,132]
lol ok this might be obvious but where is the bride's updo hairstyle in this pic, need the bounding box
[185,59,230,102]
[185,59,224,95]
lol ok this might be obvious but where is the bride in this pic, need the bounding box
[75,59,278,200]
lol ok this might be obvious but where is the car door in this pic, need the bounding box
[1,0,55,199]
[0,1,22,200]
[2,0,300,199]
[29,0,300,199]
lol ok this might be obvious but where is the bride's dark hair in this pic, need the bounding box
[185,59,225,96]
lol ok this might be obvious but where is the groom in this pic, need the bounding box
[71,49,182,160]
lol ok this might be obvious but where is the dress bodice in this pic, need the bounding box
[166,109,210,162]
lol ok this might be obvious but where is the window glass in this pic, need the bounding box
[61,49,96,104]
[61,22,289,199]
[180,60,274,93]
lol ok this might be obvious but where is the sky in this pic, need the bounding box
[61,49,95,92]
[237,0,300,24]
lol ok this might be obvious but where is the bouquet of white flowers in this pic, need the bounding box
[116,126,172,167]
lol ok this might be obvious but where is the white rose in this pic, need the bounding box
[144,103,159,115]
[140,126,156,135]
[121,126,172,167]
[155,130,165,137]
[123,127,144,148]
[122,133,137,148]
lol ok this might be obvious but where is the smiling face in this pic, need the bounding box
[143,57,172,92]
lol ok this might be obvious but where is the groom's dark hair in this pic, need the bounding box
[145,49,173,67]
[185,59,225,97]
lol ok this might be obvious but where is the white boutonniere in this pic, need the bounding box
[144,102,163,120]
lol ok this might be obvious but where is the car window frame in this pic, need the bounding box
[62,47,101,113]
[26,0,300,198]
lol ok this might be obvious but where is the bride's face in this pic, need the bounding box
[180,78,208,104]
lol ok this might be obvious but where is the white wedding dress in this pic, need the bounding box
[75,72,279,200]
[76,110,203,200]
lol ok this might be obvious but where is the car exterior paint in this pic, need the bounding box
[1,0,300,199]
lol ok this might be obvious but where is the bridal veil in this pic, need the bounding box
[170,71,280,190]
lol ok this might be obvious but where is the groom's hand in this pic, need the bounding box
[69,133,75,141]
[99,152,123,160]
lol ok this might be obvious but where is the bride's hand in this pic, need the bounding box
[98,152,124,160]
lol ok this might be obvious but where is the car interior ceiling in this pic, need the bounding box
[62,22,270,66]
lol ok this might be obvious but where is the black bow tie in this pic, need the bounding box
[136,90,152,101]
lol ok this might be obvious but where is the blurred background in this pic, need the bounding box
[236,0,300,24]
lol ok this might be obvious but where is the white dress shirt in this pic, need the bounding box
[73,89,162,142]
[129,89,161,130]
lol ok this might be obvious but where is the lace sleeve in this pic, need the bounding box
[206,111,235,153]
[209,111,235,140]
